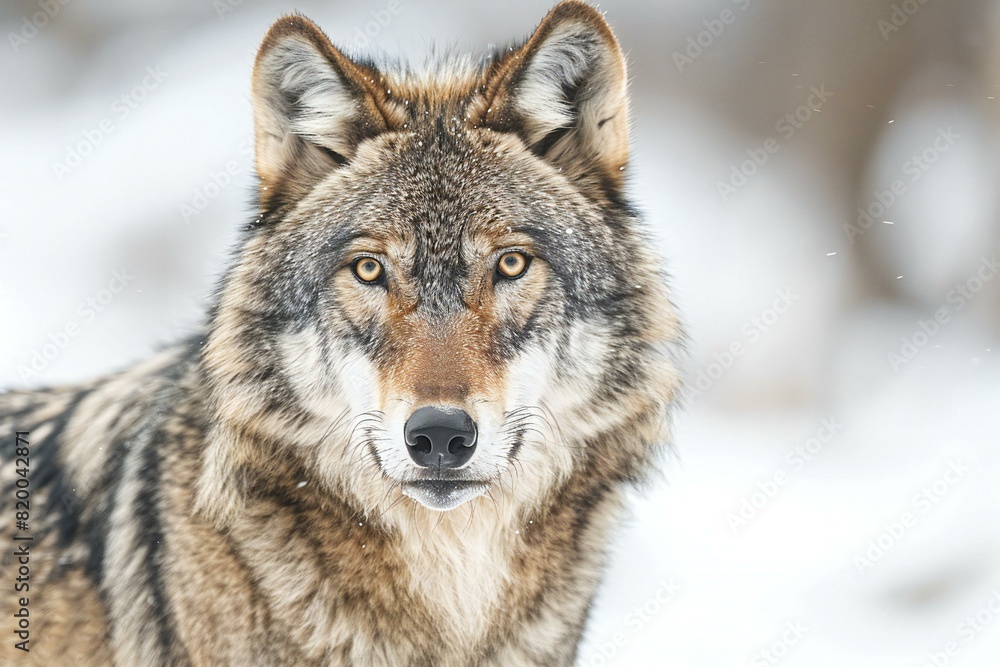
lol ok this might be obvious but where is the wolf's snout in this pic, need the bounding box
[404,406,477,469]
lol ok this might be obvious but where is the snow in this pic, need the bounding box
[1,1,998,665]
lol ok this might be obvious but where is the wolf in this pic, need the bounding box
[0,2,682,664]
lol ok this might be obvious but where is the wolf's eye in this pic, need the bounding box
[353,258,383,283]
[496,252,529,279]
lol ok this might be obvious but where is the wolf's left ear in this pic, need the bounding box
[251,15,402,211]
[471,1,630,193]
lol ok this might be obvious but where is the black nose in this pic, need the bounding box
[404,406,477,469]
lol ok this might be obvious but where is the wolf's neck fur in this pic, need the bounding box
[214,419,618,662]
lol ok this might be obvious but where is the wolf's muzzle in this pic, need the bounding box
[404,406,477,469]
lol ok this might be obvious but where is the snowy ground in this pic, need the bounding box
[1,1,998,665]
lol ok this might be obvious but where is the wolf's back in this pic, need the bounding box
[0,344,197,664]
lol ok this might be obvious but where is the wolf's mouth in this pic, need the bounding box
[401,479,489,511]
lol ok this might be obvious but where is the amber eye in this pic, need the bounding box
[496,251,529,279]
[353,258,383,283]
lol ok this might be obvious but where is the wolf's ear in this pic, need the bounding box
[472,1,630,193]
[252,16,401,211]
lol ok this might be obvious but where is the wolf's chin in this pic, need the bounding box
[402,480,489,511]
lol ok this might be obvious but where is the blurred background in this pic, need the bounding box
[2,0,999,664]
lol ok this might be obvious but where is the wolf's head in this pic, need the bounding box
[197,1,681,526]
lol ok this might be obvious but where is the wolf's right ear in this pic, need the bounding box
[470,1,630,196]
[251,16,402,211]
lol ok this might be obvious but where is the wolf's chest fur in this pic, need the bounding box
[0,360,626,666]
[0,2,682,665]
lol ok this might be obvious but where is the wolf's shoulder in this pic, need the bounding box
[0,342,202,490]
[2,343,195,432]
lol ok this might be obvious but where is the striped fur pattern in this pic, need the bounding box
[0,2,682,664]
